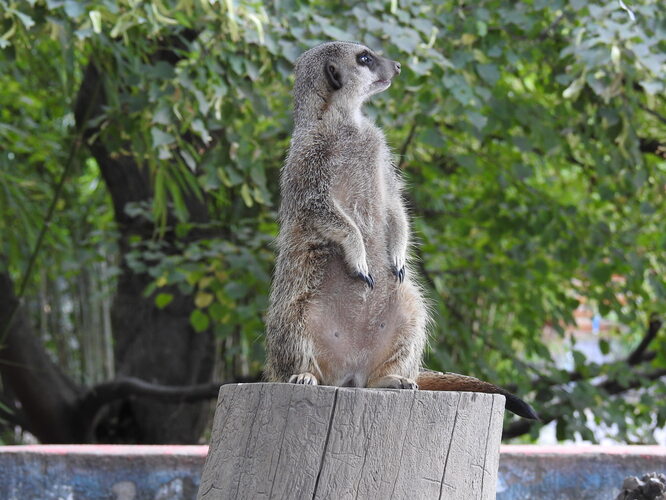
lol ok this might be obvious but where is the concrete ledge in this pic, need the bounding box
[0,445,207,500]
[499,445,666,500]
[0,444,664,499]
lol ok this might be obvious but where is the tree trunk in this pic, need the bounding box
[75,62,215,443]
[198,384,505,500]
[0,271,85,443]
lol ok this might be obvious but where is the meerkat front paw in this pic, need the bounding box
[370,375,418,390]
[390,255,406,283]
[391,265,405,283]
[288,372,319,385]
[357,271,375,289]
[353,259,374,289]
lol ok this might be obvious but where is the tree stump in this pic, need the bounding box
[197,383,505,500]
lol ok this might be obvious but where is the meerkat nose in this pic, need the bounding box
[394,61,401,74]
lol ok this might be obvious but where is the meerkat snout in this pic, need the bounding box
[357,49,401,96]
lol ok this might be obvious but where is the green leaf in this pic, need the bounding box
[476,20,487,37]
[149,61,175,79]
[572,350,586,369]
[155,293,174,309]
[9,9,35,29]
[562,77,584,100]
[195,291,214,308]
[556,418,567,441]
[192,119,211,145]
[420,128,444,148]
[321,25,349,41]
[190,309,210,333]
[599,339,610,355]
[240,183,254,207]
[89,10,102,34]
[225,281,249,300]
[477,64,499,85]
[151,128,175,148]
[466,111,487,130]
[64,1,85,18]
[639,81,664,95]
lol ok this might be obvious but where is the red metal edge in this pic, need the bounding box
[0,445,209,456]
[501,445,666,456]
[0,444,663,458]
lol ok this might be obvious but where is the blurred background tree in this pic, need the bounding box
[0,0,664,444]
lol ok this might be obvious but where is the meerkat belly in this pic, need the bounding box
[305,136,400,386]
[307,238,404,387]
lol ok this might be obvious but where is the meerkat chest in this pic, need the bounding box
[330,127,392,228]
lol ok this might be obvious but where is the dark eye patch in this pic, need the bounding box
[356,51,376,70]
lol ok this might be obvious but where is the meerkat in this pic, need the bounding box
[265,41,537,419]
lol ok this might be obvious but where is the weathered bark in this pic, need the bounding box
[199,384,505,500]
[74,62,215,443]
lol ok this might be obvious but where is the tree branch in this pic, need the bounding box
[503,316,663,440]
[526,315,662,392]
[398,122,418,169]
[538,12,568,41]
[503,367,666,440]
[0,392,30,431]
[627,314,662,366]
[639,138,666,159]
[81,374,260,409]
[78,374,261,441]
[640,104,666,126]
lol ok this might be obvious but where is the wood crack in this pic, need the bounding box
[388,391,417,498]
[438,392,462,500]
[311,387,339,499]
[480,396,495,498]
[268,387,295,499]
[233,384,265,499]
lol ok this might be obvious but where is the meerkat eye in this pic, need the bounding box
[357,52,374,67]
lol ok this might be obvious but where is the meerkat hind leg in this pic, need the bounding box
[288,372,319,385]
[366,288,425,391]
[369,375,418,390]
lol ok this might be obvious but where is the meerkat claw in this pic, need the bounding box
[400,378,418,389]
[392,266,405,283]
[358,272,375,289]
[289,372,318,385]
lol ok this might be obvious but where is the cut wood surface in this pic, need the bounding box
[197,383,505,500]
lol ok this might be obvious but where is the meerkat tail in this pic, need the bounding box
[416,371,539,420]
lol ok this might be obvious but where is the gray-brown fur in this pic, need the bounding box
[265,41,425,389]
[264,41,538,421]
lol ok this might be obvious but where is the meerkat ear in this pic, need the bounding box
[324,62,343,90]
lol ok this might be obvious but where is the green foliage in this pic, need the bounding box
[2,0,665,442]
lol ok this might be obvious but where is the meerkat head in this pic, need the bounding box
[293,41,401,124]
